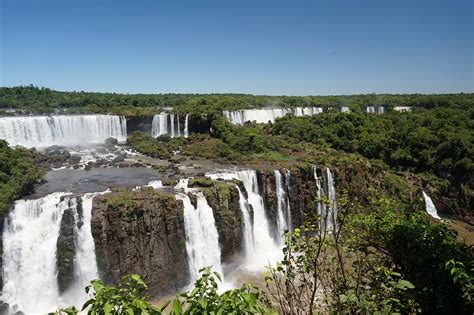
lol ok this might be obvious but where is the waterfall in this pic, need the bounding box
[170,114,175,138]
[151,113,168,137]
[366,106,375,113]
[422,191,441,219]
[151,113,188,138]
[207,170,280,268]
[175,179,223,282]
[0,115,127,148]
[274,170,291,244]
[326,168,338,231]
[341,106,350,113]
[235,185,255,258]
[284,170,292,232]
[2,192,67,313]
[223,107,323,125]
[60,193,100,305]
[184,114,189,138]
[313,167,327,231]
[1,192,101,314]
[312,167,338,231]
[394,106,412,112]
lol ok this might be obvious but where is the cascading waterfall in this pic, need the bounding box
[0,115,127,148]
[207,170,280,268]
[184,114,189,138]
[341,106,350,113]
[151,113,189,138]
[2,192,69,314]
[223,107,323,125]
[326,168,338,231]
[394,106,412,112]
[313,167,327,231]
[312,167,338,231]
[175,179,223,282]
[366,106,385,114]
[274,170,291,244]
[235,186,256,258]
[1,192,102,314]
[422,191,441,219]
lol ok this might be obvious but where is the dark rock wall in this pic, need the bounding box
[56,201,77,293]
[202,182,244,263]
[91,187,190,296]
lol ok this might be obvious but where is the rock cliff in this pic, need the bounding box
[91,187,190,296]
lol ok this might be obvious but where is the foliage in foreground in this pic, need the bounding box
[53,268,272,315]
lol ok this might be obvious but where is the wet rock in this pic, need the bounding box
[91,188,190,296]
[112,156,125,163]
[56,204,77,293]
[105,137,118,146]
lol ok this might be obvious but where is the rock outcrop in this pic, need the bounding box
[56,201,77,293]
[201,181,244,263]
[91,187,190,296]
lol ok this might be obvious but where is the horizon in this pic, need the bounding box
[2,84,474,97]
[1,0,473,95]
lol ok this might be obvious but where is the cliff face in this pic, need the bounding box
[56,204,77,293]
[91,187,190,296]
[201,181,244,263]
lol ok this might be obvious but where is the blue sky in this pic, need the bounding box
[0,0,472,95]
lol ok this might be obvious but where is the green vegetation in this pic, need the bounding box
[127,131,171,159]
[0,140,44,216]
[53,268,272,315]
[1,86,472,115]
[272,107,473,185]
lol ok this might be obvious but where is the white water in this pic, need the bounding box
[235,186,256,258]
[341,106,350,113]
[175,179,223,282]
[151,113,189,138]
[207,170,281,268]
[223,107,323,125]
[394,106,412,112]
[366,106,385,114]
[326,168,338,231]
[2,191,102,314]
[422,191,441,219]
[61,193,101,306]
[2,192,69,313]
[274,170,291,244]
[313,167,327,231]
[0,115,127,148]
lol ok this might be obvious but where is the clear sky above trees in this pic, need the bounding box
[0,0,472,95]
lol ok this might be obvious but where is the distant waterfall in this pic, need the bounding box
[313,167,327,231]
[207,170,280,268]
[0,115,127,148]
[341,106,350,113]
[274,170,291,244]
[366,106,385,114]
[312,167,338,231]
[422,191,441,219]
[175,179,223,282]
[151,113,189,138]
[394,106,412,112]
[223,107,323,125]
[1,192,101,314]
[326,168,338,231]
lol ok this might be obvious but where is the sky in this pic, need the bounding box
[0,0,472,95]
